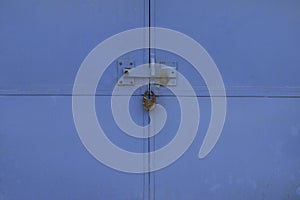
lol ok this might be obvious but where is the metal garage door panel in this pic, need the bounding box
[151,97,300,199]
[0,0,146,95]
[0,96,148,199]
[152,0,300,97]
[0,0,151,199]
[149,0,300,199]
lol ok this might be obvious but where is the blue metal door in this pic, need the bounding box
[0,1,152,199]
[1,0,300,200]
[150,0,300,199]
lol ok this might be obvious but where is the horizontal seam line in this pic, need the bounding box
[0,94,300,98]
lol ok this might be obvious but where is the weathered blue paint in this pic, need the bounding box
[1,0,300,199]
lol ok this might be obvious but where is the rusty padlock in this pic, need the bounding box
[142,90,156,111]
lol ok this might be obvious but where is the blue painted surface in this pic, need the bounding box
[152,0,300,97]
[0,0,149,199]
[153,97,300,199]
[0,96,146,199]
[1,0,300,200]
[0,0,146,94]
[152,0,300,199]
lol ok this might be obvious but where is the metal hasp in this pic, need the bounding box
[118,63,177,86]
